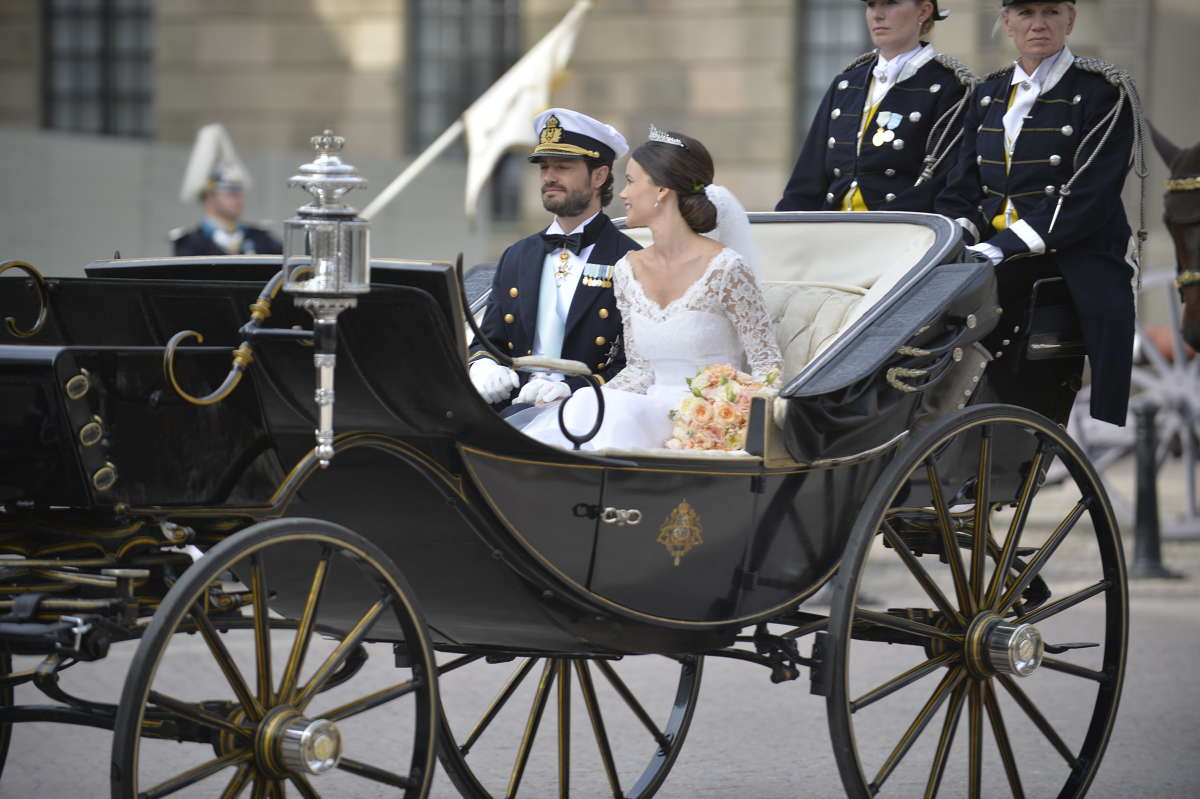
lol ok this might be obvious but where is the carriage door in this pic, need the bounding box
[587,465,759,622]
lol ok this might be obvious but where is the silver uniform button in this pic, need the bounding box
[1045,185,1057,195]
[1020,81,1031,91]
[981,185,989,194]
[1049,154,1062,166]
[833,167,841,177]
[909,111,922,123]
[930,83,942,93]
[1073,94,1082,104]
[826,192,835,203]
[884,168,896,177]
[976,155,983,165]
[885,193,896,202]
[849,180,859,189]
[981,96,992,106]
[828,136,836,148]
[832,108,841,119]
[838,79,849,90]
[1061,125,1074,136]
[892,138,905,150]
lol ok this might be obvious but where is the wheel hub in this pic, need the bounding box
[964,612,1044,678]
[255,706,343,777]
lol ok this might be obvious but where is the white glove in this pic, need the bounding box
[515,378,571,406]
[966,242,1004,266]
[469,359,519,404]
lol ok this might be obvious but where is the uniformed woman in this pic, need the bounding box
[936,0,1145,425]
[776,0,973,213]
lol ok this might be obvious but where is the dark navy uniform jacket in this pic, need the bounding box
[173,221,282,256]
[777,46,974,212]
[936,52,1140,424]
[469,213,641,399]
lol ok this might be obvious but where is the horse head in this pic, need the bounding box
[1150,123,1200,353]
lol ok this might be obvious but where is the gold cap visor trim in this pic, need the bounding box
[530,143,601,160]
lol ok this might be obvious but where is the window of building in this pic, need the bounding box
[792,0,870,151]
[42,0,154,137]
[407,0,522,218]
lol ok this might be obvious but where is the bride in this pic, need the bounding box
[520,127,782,450]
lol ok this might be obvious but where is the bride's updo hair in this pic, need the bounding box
[631,131,717,234]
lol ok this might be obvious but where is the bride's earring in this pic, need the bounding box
[653,199,659,209]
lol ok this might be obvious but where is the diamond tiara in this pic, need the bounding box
[648,124,685,148]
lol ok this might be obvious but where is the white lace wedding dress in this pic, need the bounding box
[521,247,783,450]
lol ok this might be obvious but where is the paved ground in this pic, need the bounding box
[2,459,1198,797]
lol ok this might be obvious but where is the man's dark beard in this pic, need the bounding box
[542,184,594,217]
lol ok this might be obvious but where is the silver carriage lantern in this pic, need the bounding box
[282,130,370,468]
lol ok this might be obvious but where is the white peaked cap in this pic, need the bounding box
[530,107,628,163]
[178,123,252,204]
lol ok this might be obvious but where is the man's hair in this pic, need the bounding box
[588,161,614,206]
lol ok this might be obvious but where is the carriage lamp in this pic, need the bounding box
[282,130,370,468]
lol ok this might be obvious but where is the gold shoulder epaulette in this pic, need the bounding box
[933,52,977,87]
[840,49,878,75]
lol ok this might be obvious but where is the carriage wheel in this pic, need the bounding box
[827,404,1127,798]
[437,653,702,799]
[111,518,438,798]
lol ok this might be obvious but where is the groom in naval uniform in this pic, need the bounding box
[469,108,641,410]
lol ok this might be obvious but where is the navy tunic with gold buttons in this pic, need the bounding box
[468,214,640,404]
[776,47,974,212]
[936,54,1142,425]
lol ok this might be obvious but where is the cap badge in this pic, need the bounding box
[540,115,564,146]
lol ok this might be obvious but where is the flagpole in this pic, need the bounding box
[359,119,464,221]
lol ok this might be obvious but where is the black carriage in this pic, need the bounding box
[0,137,1126,798]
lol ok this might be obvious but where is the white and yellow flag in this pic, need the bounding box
[461,0,593,218]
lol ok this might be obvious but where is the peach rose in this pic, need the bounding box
[714,400,738,424]
[691,401,714,424]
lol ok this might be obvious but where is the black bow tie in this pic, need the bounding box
[541,232,583,254]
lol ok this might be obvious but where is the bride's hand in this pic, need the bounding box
[516,378,571,406]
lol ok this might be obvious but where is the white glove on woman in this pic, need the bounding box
[515,378,571,406]
[469,359,519,404]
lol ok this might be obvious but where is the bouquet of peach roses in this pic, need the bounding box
[666,364,779,451]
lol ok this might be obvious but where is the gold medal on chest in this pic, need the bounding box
[872,111,901,147]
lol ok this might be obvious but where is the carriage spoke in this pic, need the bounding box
[218,763,252,799]
[249,776,267,799]
[1040,657,1108,683]
[288,773,320,799]
[557,659,571,798]
[855,608,963,643]
[851,651,959,713]
[277,550,331,704]
[870,667,965,792]
[996,674,1078,767]
[575,660,623,799]
[985,446,1046,609]
[923,680,968,799]
[268,779,285,799]
[140,749,253,799]
[970,428,992,609]
[997,499,1089,613]
[461,657,540,755]
[927,459,974,614]
[148,690,253,739]
[248,556,273,706]
[1015,580,1110,626]
[292,596,391,709]
[967,681,983,799]
[337,757,415,788]
[983,680,1025,798]
[594,659,671,751]
[506,659,556,799]
[321,676,422,722]
[881,521,964,626]
[188,603,266,721]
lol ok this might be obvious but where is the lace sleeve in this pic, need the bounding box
[720,254,783,382]
[605,259,653,394]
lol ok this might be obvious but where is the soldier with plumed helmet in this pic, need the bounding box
[935,0,1145,425]
[776,0,974,213]
[173,123,282,257]
[468,108,641,411]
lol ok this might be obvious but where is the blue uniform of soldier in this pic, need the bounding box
[936,0,1144,425]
